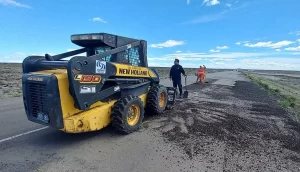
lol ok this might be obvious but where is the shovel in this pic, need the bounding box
[183,75,189,98]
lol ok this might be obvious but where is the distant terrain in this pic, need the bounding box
[0,63,228,99]
[243,70,300,119]
[0,63,23,98]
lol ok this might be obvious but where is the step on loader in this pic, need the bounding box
[21,33,176,134]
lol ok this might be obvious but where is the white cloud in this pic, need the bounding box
[187,0,190,5]
[0,0,31,8]
[209,49,220,53]
[148,62,174,67]
[285,46,300,51]
[2,51,299,71]
[244,40,294,49]
[297,39,300,43]
[208,45,228,53]
[147,53,300,70]
[150,40,185,48]
[210,58,235,62]
[148,52,268,61]
[289,31,300,36]
[216,45,229,49]
[90,17,107,23]
[176,50,182,53]
[242,59,298,68]
[216,58,300,70]
[270,41,294,48]
[202,0,220,6]
[215,61,225,65]
[226,3,232,7]
[275,49,281,52]
[235,42,241,45]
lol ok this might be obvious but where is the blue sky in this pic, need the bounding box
[0,0,300,70]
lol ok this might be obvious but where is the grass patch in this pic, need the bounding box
[280,97,296,108]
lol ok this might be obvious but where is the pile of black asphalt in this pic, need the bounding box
[146,81,300,171]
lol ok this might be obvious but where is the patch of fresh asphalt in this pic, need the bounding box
[1,71,300,171]
[144,71,300,171]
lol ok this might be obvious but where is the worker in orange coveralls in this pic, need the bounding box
[196,65,206,83]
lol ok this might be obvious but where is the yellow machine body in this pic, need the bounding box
[29,63,154,133]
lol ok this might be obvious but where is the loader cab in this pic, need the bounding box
[71,33,147,67]
[86,46,112,62]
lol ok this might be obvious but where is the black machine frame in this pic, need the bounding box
[23,33,149,73]
[22,33,176,111]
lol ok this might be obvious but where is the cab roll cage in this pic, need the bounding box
[22,33,148,73]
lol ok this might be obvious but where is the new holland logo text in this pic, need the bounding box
[28,77,43,81]
[74,74,101,83]
[119,68,148,76]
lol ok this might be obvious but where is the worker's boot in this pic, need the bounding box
[174,88,180,98]
[174,88,178,97]
[178,88,183,98]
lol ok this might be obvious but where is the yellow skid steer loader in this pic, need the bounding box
[21,33,176,134]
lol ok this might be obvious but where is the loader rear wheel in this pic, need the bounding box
[146,85,168,115]
[111,95,144,134]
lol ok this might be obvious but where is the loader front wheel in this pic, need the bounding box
[111,95,144,134]
[146,85,168,115]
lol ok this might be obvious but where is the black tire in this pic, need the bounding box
[111,95,144,134]
[145,84,168,115]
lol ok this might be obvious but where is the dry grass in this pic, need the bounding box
[0,63,23,99]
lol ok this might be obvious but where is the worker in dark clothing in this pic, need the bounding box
[169,59,186,98]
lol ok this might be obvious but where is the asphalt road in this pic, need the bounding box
[1,71,299,172]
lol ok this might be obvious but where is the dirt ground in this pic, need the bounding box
[143,81,300,171]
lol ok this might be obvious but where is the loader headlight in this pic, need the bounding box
[37,112,49,123]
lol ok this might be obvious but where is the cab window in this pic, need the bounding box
[125,47,141,66]
[95,47,112,62]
